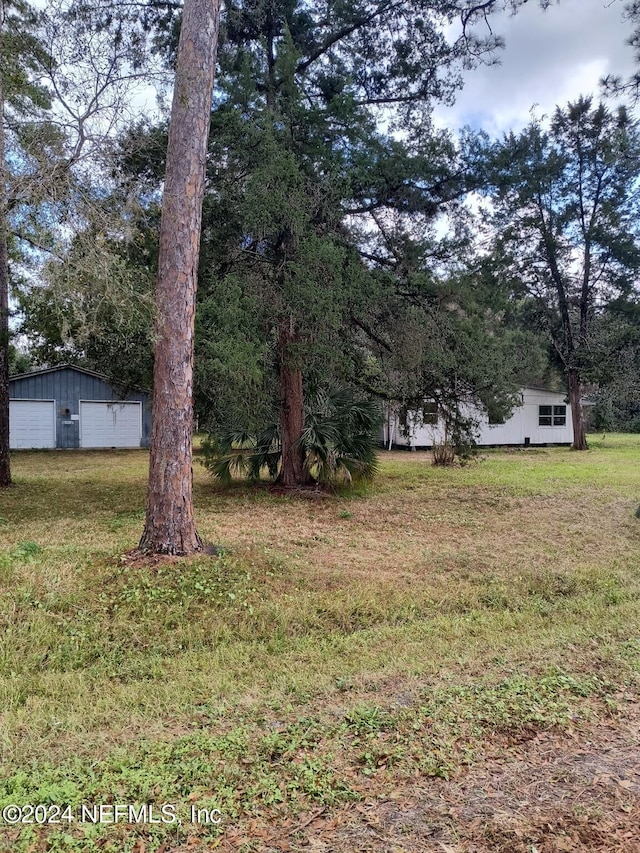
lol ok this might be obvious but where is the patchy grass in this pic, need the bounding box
[0,437,639,851]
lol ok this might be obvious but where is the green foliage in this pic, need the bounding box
[591,395,616,433]
[114,554,258,618]
[359,262,538,447]
[203,385,381,486]
[10,2,169,389]
[344,704,392,735]
[1,444,639,848]
[14,0,567,449]
[602,1,640,101]
[12,540,43,560]
[8,344,31,375]
[195,274,274,433]
[301,385,381,483]
[184,0,541,444]
[488,97,640,397]
[198,102,366,395]
[1,1,52,116]
[19,198,156,391]
[202,425,281,486]
[18,0,554,447]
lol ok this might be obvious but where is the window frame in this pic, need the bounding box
[553,405,567,426]
[421,401,438,426]
[538,405,553,426]
[538,403,567,427]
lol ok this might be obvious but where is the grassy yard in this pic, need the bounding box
[0,437,639,852]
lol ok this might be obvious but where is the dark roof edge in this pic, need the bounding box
[10,363,111,382]
[522,385,567,394]
[9,364,151,394]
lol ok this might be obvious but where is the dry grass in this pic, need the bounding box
[0,436,639,851]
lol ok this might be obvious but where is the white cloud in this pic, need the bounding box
[435,0,636,137]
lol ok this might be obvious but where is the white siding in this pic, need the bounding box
[383,388,573,448]
[79,401,142,448]
[9,400,56,449]
[479,389,572,446]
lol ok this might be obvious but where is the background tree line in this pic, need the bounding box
[5,0,640,499]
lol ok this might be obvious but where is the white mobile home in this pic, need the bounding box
[383,387,573,449]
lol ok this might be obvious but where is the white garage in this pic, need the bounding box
[79,401,142,448]
[9,400,56,449]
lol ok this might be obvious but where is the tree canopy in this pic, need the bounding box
[16,0,640,494]
[487,97,640,449]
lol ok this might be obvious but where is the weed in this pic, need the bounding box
[526,569,580,601]
[0,440,638,848]
[112,554,259,617]
[12,541,43,561]
[344,705,393,734]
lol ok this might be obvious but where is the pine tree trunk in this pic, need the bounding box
[276,319,309,487]
[0,225,9,489]
[568,369,588,451]
[0,4,12,488]
[139,0,221,554]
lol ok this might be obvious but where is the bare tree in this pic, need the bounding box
[139,0,221,555]
[0,0,54,486]
[0,1,10,486]
[2,0,164,486]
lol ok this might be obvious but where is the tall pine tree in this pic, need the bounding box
[488,98,640,449]
[0,0,53,486]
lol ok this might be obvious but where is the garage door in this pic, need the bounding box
[9,400,56,449]
[80,401,142,448]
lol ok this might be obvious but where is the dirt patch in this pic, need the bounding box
[266,484,334,499]
[207,698,640,852]
[121,543,223,568]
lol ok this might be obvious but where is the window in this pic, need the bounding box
[553,405,566,426]
[421,401,438,425]
[487,402,505,425]
[538,405,552,426]
[539,404,567,426]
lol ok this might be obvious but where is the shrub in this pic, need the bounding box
[203,385,381,486]
[432,441,456,466]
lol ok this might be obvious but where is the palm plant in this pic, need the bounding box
[202,385,380,486]
[300,385,380,484]
[201,425,280,485]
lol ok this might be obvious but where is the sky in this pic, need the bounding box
[30,0,636,139]
[434,0,637,137]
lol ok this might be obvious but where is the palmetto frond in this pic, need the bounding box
[204,385,381,486]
